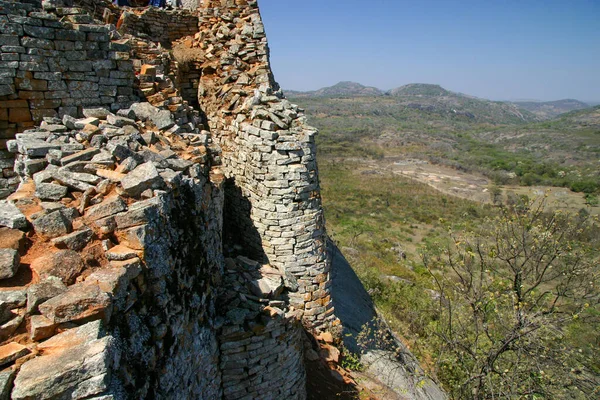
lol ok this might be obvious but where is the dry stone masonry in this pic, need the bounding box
[0,0,336,398]
[194,0,337,331]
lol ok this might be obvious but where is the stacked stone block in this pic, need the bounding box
[220,317,306,400]
[118,7,199,46]
[0,0,340,397]
[0,0,136,150]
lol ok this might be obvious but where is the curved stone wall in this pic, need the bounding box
[195,0,337,331]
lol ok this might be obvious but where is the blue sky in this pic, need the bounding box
[258,0,600,102]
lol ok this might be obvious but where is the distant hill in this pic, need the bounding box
[384,83,538,124]
[512,99,590,119]
[388,83,452,97]
[285,81,383,98]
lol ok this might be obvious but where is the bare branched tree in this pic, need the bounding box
[423,198,600,399]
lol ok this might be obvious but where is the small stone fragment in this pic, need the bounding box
[29,315,57,341]
[95,168,126,183]
[52,171,94,192]
[31,210,72,239]
[0,228,26,254]
[150,110,174,130]
[0,290,26,310]
[0,314,23,342]
[86,196,127,221]
[0,249,19,280]
[82,107,110,120]
[0,369,15,399]
[106,114,136,128]
[131,102,158,122]
[60,148,100,166]
[30,250,85,285]
[105,245,138,261]
[35,183,68,201]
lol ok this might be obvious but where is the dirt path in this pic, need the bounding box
[362,157,598,215]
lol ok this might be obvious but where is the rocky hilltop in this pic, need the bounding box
[0,0,340,398]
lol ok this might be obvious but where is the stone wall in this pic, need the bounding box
[0,0,135,147]
[118,7,199,46]
[195,0,337,331]
[220,315,306,400]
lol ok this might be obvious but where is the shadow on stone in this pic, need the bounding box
[329,241,377,353]
[222,178,267,263]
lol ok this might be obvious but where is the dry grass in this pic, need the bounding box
[172,42,203,65]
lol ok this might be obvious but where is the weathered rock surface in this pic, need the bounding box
[86,197,127,221]
[12,321,115,400]
[38,283,111,324]
[0,369,15,400]
[0,228,26,254]
[0,202,27,230]
[51,228,94,251]
[27,277,68,313]
[121,162,163,197]
[31,210,72,239]
[0,248,20,280]
[35,183,68,201]
[0,342,29,367]
[30,250,84,285]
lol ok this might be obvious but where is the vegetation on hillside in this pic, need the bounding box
[301,89,600,398]
[292,95,600,195]
[511,99,591,120]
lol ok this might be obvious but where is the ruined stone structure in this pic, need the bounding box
[0,0,335,398]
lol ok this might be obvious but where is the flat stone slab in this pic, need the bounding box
[51,228,94,251]
[106,114,136,128]
[52,171,95,192]
[12,321,115,400]
[38,283,111,324]
[105,245,138,261]
[130,102,158,121]
[121,162,163,197]
[60,148,100,166]
[150,109,174,130]
[0,342,29,367]
[31,210,72,239]
[27,277,67,313]
[35,183,68,201]
[29,314,57,341]
[82,107,111,120]
[0,202,27,230]
[86,197,127,221]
